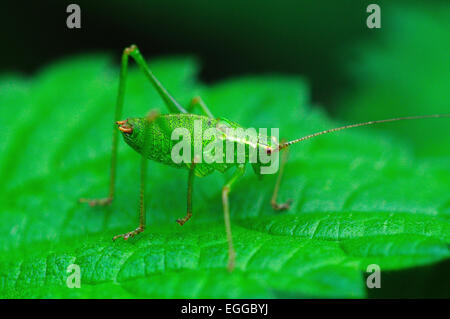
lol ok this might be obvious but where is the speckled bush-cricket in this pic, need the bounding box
[80,44,450,271]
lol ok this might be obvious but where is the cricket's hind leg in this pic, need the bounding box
[187,96,214,119]
[112,111,159,241]
[271,145,292,211]
[222,165,245,271]
[79,44,187,207]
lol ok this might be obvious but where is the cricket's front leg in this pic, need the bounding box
[113,225,144,241]
[112,111,159,241]
[110,147,147,240]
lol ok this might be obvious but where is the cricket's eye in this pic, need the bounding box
[266,148,272,155]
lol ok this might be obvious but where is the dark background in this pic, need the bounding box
[1,0,448,153]
[0,0,448,152]
[0,0,416,108]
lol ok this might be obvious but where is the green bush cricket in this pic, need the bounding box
[80,44,450,271]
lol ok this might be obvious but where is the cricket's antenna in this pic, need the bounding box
[277,114,450,151]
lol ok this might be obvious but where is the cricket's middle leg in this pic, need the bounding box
[176,162,196,226]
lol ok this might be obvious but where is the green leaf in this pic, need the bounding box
[0,54,449,298]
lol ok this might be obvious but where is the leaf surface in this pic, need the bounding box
[0,54,449,298]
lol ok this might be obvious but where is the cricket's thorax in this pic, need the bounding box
[120,113,278,177]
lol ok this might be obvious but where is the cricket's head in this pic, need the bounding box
[116,117,147,150]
